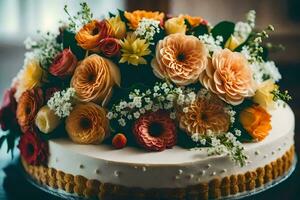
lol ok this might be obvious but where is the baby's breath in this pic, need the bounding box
[198,34,223,54]
[108,82,197,127]
[135,18,160,44]
[47,88,76,118]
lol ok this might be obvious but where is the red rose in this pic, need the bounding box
[99,38,121,57]
[18,131,48,165]
[0,88,19,131]
[49,48,77,78]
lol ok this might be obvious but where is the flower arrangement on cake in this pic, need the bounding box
[0,2,292,170]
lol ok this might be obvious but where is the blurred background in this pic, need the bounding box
[0,0,299,199]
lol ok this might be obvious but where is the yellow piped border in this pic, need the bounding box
[21,145,295,200]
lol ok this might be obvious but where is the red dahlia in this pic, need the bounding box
[133,110,177,151]
[18,131,48,165]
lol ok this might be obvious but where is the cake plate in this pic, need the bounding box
[21,155,297,200]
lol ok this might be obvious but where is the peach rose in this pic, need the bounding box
[199,49,256,105]
[239,105,271,141]
[16,88,44,133]
[75,20,113,52]
[65,102,109,144]
[71,54,120,104]
[124,10,164,30]
[151,33,208,86]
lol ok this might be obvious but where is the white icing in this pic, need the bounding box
[47,105,295,189]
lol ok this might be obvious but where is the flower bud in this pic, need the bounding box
[35,106,61,134]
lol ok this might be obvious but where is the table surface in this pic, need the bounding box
[0,58,300,199]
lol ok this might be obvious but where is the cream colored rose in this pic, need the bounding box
[151,33,208,86]
[35,106,61,134]
[253,80,278,110]
[199,49,256,105]
[108,15,126,39]
[164,17,186,35]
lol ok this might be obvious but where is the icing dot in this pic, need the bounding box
[221,169,227,173]
[95,169,100,174]
[197,177,201,182]
[79,164,84,169]
[114,170,120,177]
[200,170,206,176]
[55,158,59,163]
[187,174,194,179]
[175,175,180,180]
[272,151,275,155]
[278,147,281,151]
[247,160,252,164]
[264,155,268,159]
[255,150,260,155]
[206,164,211,169]
[178,169,183,175]
[142,166,147,172]
[211,172,216,176]
[134,166,138,169]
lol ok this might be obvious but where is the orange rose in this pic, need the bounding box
[71,54,120,104]
[124,10,165,30]
[75,20,113,52]
[16,88,44,133]
[239,105,271,141]
[199,49,256,105]
[65,102,109,144]
[151,33,208,86]
[179,14,203,27]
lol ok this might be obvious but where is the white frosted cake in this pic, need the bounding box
[22,105,295,199]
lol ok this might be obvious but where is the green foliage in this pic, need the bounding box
[185,19,209,37]
[63,29,86,60]
[211,21,235,46]
[0,130,21,158]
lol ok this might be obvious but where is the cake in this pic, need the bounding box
[0,2,295,200]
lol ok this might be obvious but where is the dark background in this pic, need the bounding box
[0,0,300,199]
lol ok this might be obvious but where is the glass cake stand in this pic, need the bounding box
[21,155,297,200]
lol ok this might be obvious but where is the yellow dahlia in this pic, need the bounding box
[253,80,278,110]
[124,10,164,30]
[107,15,126,39]
[179,95,230,136]
[119,34,151,66]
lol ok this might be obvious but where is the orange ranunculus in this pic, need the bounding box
[124,10,165,30]
[179,14,203,27]
[16,88,44,133]
[151,33,208,86]
[65,102,109,144]
[70,54,120,104]
[75,20,114,52]
[199,49,256,105]
[239,105,272,141]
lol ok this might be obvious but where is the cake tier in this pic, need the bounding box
[21,105,295,199]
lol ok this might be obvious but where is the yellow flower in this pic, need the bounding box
[15,59,45,101]
[124,10,164,30]
[224,35,242,51]
[107,15,126,39]
[164,17,186,35]
[119,34,151,66]
[253,80,278,110]
[35,106,61,134]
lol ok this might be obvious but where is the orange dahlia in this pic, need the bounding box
[199,49,256,105]
[239,105,271,141]
[124,10,165,30]
[179,14,203,27]
[71,54,120,104]
[16,88,44,133]
[65,102,110,144]
[75,20,113,52]
[151,33,208,86]
[179,95,230,136]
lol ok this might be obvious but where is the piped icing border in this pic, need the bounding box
[21,145,295,200]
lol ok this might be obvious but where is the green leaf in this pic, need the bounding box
[192,24,209,37]
[0,135,6,149]
[109,12,116,18]
[211,21,235,46]
[63,29,86,60]
[118,9,130,30]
